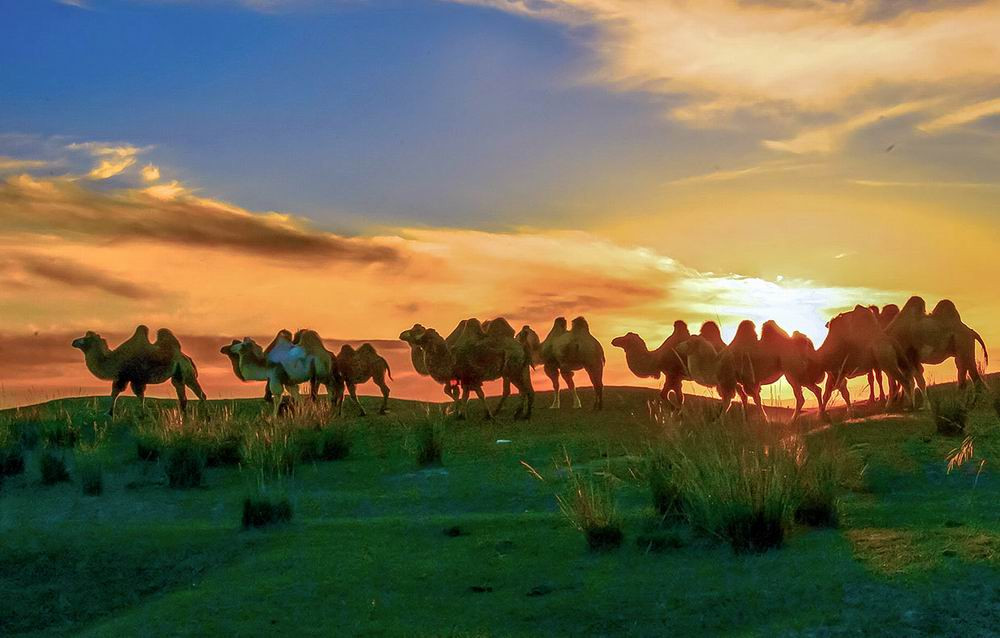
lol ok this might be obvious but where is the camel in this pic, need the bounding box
[72,325,206,417]
[225,330,339,417]
[399,321,467,402]
[334,343,392,416]
[518,317,605,410]
[450,317,534,420]
[726,320,784,420]
[671,335,741,416]
[817,305,916,415]
[760,321,827,421]
[612,321,691,412]
[885,296,989,399]
[408,326,460,405]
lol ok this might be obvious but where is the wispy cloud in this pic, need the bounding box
[851,179,1000,189]
[665,160,814,185]
[66,142,150,180]
[918,97,1000,133]
[0,253,155,299]
[0,174,400,264]
[0,157,48,172]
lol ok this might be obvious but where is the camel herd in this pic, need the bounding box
[613,296,988,421]
[70,295,988,422]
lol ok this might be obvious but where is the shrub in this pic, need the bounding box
[665,418,799,554]
[929,389,970,436]
[40,417,80,448]
[39,451,71,485]
[164,437,206,489]
[242,494,293,529]
[556,454,623,551]
[415,419,443,467]
[646,447,682,519]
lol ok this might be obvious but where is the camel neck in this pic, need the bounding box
[83,342,118,381]
[237,349,271,382]
[624,345,659,378]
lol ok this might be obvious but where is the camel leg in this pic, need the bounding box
[866,370,876,404]
[546,365,560,409]
[586,363,603,411]
[107,379,128,417]
[749,386,769,423]
[170,376,188,414]
[736,385,750,417]
[184,375,207,403]
[790,383,805,421]
[346,383,366,417]
[456,385,471,420]
[374,374,390,415]
[875,368,886,402]
[512,370,534,420]
[131,381,147,413]
[309,377,320,402]
[267,375,286,419]
[839,382,853,417]
[806,383,826,421]
[496,378,511,415]
[561,370,581,409]
[473,385,493,421]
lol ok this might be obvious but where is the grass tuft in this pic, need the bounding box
[646,445,682,519]
[794,442,842,528]
[929,388,970,436]
[295,425,351,463]
[663,417,802,554]
[556,452,623,551]
[415,418,444,467]
[76,448,105,496]
[164,436,206,489]
[39,450,71,485]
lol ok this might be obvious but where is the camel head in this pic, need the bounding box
[412,327,446,350]
[611,332,644,352]
[72,331,105,352]
[399,324,428,345]
[229,337,265,358]
[516,325,542,363]
[220,339,240,356]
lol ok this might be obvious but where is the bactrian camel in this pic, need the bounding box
[73,325,206,417]
[885,296,989,400]
[517,316,605,410]
[450,317,534,420]
[334,343,392,416]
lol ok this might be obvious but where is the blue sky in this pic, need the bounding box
[2,0,737,230]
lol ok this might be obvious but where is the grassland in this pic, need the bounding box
[3,385,1000,637]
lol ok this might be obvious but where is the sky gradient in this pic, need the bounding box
[1,0,998,406]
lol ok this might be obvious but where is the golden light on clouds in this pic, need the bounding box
[462,0,1000,135]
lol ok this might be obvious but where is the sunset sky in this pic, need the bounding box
[1,0,998,406]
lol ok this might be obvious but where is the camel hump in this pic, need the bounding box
[357,343,378,356]
[485,317,515,339]
[673,320,689,334]
[733,320,758,343]
[761,320,789,341]
[700,321,720,336]
[570,316,590,333]
[900,296,927,317]
[550,317,568,334]
[931,299,962,323]
[134,325,151,340]
[154,328,182,352]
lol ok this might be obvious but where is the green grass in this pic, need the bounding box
[2,387,1000,635]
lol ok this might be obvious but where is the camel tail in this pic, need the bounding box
[973,329,989,366]
[383,358,393,382]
